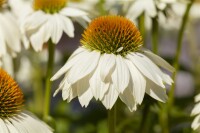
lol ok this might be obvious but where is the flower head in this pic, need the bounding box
[21,0,90,51]
[0,68,53,132]
[51,15,174,111]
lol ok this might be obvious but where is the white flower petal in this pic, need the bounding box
[125,59,146,104]
[0,119,9,133]
[60,16,74,37]
[119,88,137,112]
[89,58,110,100]
[30,23,48,51]
[195,94,200,102]
[67,51,100,84]
[50,14,64,43]
[102,84,118,109]
[192,115,200,130]
[60,7,88,17]
[128,53,165,88]
[191,102,200,116]
[4,119,18,133]
[143,50,175,72]
[51,47,86,81]
[61,80,72,100]
[100,53,115,82]
[126,1,144,19]
[146,79,168,102]
[22,11,48,31]
[112,55,130,93]
[77,75,93,107]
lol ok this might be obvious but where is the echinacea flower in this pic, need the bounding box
[0,0,23,60]
[51,16,174,111]
[191,93,200,131]
[21,0,90,52]
[0,68,53,133]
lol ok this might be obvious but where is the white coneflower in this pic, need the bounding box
[0,0,23,58]
[51,15,174,111]
[21,0,90,52]
[191,93,200,131]
[0,68,53,133]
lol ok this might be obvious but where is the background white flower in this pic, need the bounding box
[51,16,174,111]
[21,0,90,52]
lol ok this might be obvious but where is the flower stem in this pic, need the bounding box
[152,16,159,54]
[168,0,194,108]
[108,104,117,133]
[43,40,55,122]
[138,12,146,46]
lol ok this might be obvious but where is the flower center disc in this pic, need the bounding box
[81,16,143,56]
[33,0,67,13]
[0,0,6,8]
[0,69,24,118]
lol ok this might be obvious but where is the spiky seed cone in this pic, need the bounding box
[81,16,143,56]
[0,68,24,118]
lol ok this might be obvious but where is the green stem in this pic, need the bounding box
[152,16,159,54]
[138,12,146,46]
[160,105,169,133]
[168,0,194,108]
[43,40,55,122]
[33,66,43,114]
[108,104,117,133]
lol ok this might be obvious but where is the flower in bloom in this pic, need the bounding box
[51,15,174,111]
[0,68,53,132]
[0,0,24,63]
[21,0,90,52]
[191,94,200,131]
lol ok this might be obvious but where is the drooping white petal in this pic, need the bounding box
[145,79,168,102]
[0,119,9,133]
[192,115,200,130]
[61,80,73,100]
[145,0,157,18]
[0,29,6,56]
[89,57,110,100]
[51,47,86,81]
[60,15,74,38]
[195,94,200,102]
[102,84,119,109]
[60,7,88,17]
[100,53,116,82]
[77,75,93,107]
[4,119,18,133]
[128,53,165,88]
[50,14,64,43]
[136,53,173,85]
[125,59,146,104]
[143,50,175,72]
[22,11,48,31]
[30,22,49,51]
[126,1,144,19]
[119,87,137,112]
[67,51,100,84]
[191,103,200,116]
[67,83,78,102]
[112,55,130,93]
